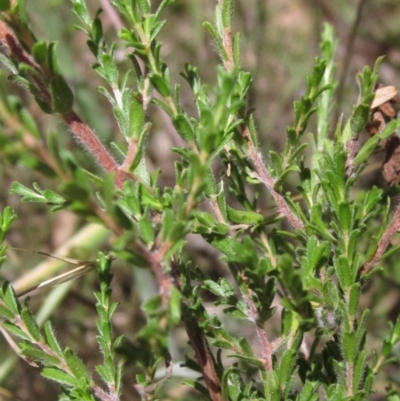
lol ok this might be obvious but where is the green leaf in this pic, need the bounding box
[91,17,103,46]
[274,165,301,189]
[352,135,380,165]
[232,32,241,66]
[353,349,367,390]
[348,283,360,320]
[0,53,18,73]
[20,342,60,366]
[0,303,14,320]
[279,349,297,384]
[46,42,59,75]
[96,364,113,385]
[203,21,227,62]
[309,204,335,240]
[1,207,17,231]
[149,73,170,98]
[2,321,31,341]
[168,287,181,325]
[43,321,64,357]
[342,330,356,363]
[334,255,352,290]
[350,102,371,137]
[99,54,118,87]
[338,202,352,233]
[50,74,74,114]
[41,367,79,387]
[32,41,47,65]
[138,215,154,245]
[203,280,225,298]
[64,348,90,381]
[10,182,45,203]
[226,206,264,225]
[71,0,91,26]
[172,113,195,142]
[155,0,174,20]
[129,92,144,139]
[1,282,20,314]
[43,189,65,204]
[221,0,234,28]
[137,0,150,14]
[21,307,41,341]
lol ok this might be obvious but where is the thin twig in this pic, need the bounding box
[359,206,400,277]
[0,21,126,188]
[170,261,223,401]
[241,126,305,230]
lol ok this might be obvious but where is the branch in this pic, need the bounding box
[0,20,126,188]
[359,206,400,277]
[241,126,305,230]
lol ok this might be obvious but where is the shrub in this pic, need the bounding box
[0,1,400,400]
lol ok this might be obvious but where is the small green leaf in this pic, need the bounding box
[0,303,14,320]
[43,321,63,357]
[99,54,118,87]
[43,189,65,204]
[342,330,357,364]
[71,0,91,26]
[91,17,103,46]
[203,280,225,298]
[47,42,59,75]
[1,282,20,314]
[149,73,170,98]
[10,182,45,203]
[352,135,380,165]
[138,215,154,245]
[279,349,297,384]
[275,165,301,189]
[353,349,367,390]
[203,21,227,62]
[338,202,352,233]
[96,363,115,386]
[221,0,234,28]
[41,367,79,387]
[32,41,47,65]
[232,32,240,66]
[350,101,372,137]
[309,204,335,240]
[64,348,90,381]
[1,206,17,236]
[137,0,150,13]
[348,283,360,320]
[226,206,264,225]
[2,321,31,341]
[50,74,74,114]
[21,307,41,341]
[172,113,195,142]
[129,92,144,139]
[334,255,352,289]
[20,342,60,366]
[169,287,181,325]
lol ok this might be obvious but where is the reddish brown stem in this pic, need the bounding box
[359,206,400,276]
[242,126,305,230]
[62,112,126,188]
[0,20,126,188]
[246,291,273,371]
[184,317,223,401]
[169,261,223,401]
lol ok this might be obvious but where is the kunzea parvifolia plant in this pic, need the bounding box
[0,1,400,400]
